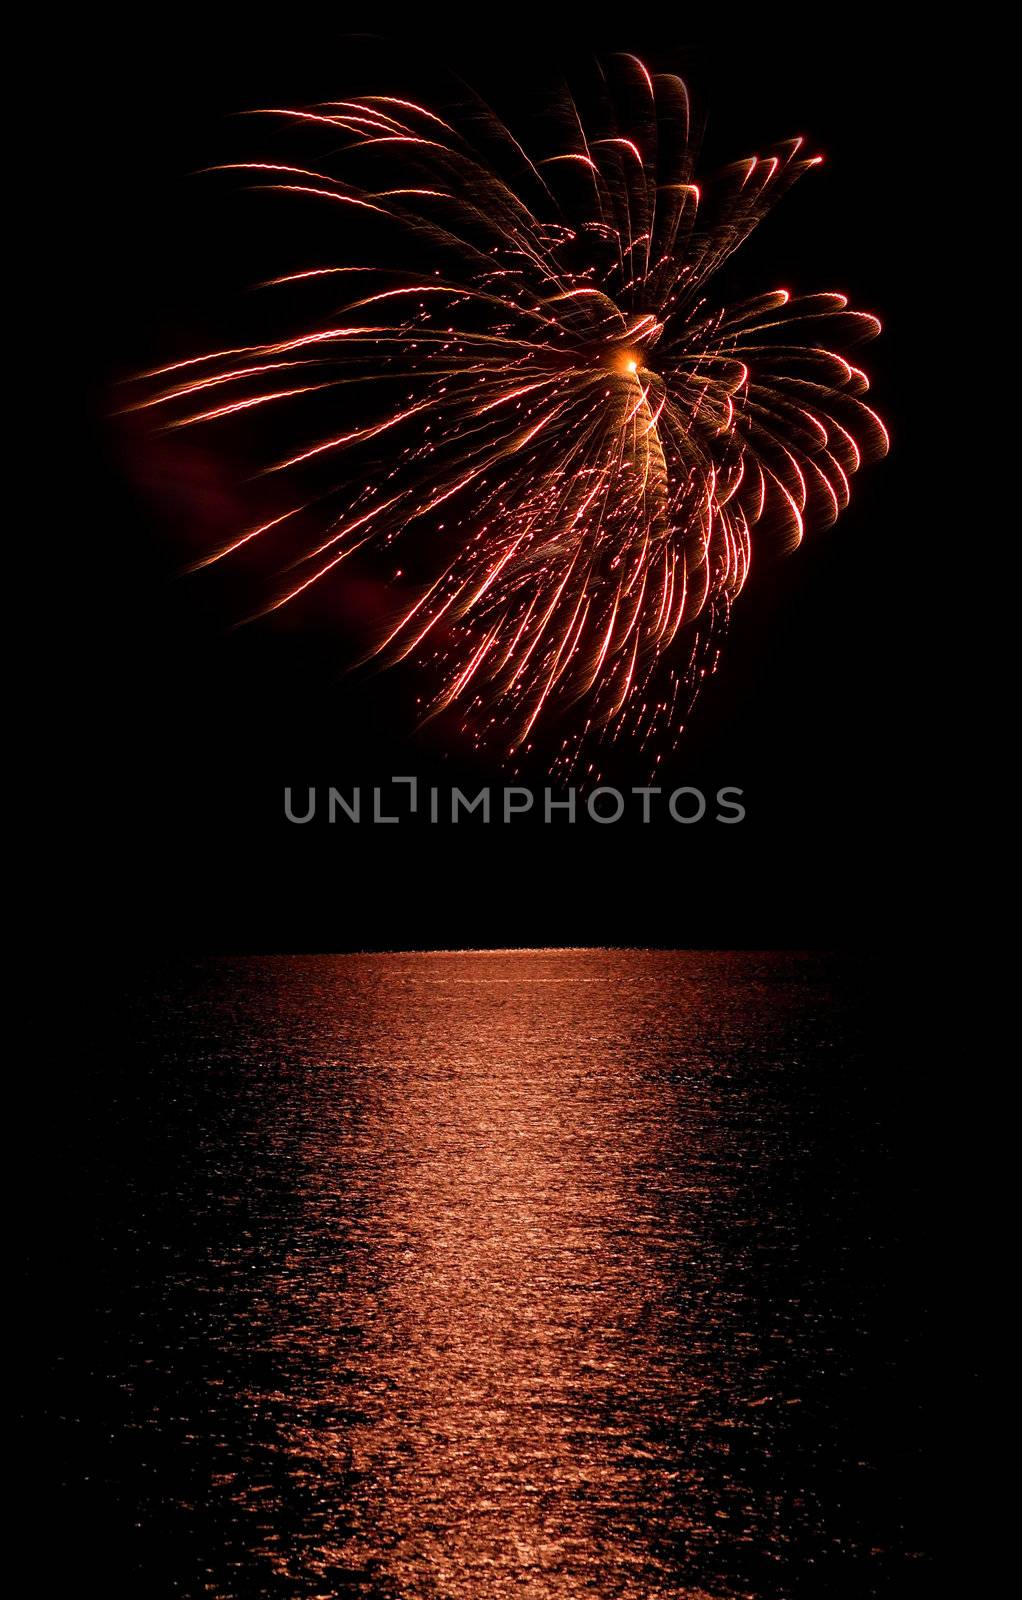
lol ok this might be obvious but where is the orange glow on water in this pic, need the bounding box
[248,949,765,1595]
[102,949,916,1596]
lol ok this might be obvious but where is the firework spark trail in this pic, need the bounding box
[131,58,887,771]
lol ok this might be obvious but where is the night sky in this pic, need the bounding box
[74,6,942,952]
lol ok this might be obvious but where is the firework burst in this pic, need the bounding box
[130,58,887,774]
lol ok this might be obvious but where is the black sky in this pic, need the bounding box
[72,5,944,951]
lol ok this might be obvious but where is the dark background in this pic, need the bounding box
[71,4,943,952]
[36,17,983,1589]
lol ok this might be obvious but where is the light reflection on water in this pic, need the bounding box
[85,950,921,1597]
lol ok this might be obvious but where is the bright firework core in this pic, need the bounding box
[131,58,888,773]
[607,347,644,376]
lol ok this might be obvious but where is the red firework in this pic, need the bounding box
[129,57,888,773]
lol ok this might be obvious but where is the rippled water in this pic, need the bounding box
[65,951,927,1597]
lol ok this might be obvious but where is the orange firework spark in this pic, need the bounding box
[130,58,888,772]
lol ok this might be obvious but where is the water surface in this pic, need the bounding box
[66,950,927,1596]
